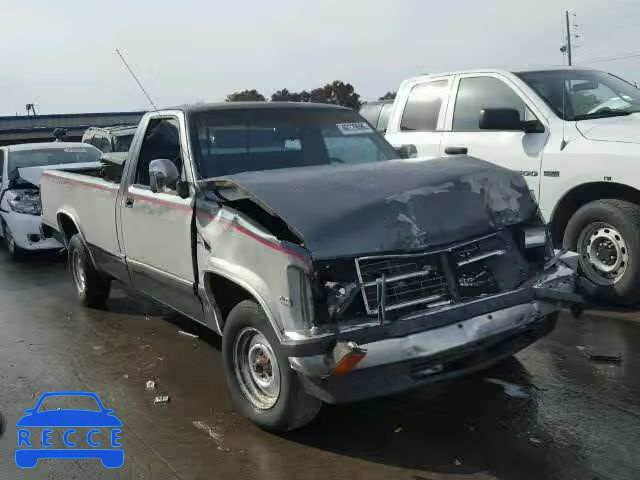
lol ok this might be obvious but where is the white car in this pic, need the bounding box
[385,67,640,304]
[0,142,102,257]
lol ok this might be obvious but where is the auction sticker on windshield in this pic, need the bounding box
[15,391,123,469]
[336,122,373,135]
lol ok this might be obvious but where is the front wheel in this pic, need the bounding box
[222,300,321,432]
[68,234,111,308]
[2,221,22,259]
[563,199,640,305]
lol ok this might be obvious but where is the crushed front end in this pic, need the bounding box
[204,157,583,404]
[284,227,581,404]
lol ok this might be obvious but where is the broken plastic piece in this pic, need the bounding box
[588,353,622,363]
[330,341,367,376]
[154,395,170,405]
[178,330,199,339]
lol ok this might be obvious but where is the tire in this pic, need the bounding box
[2,221,22,259]
[68,234,111,308]
[222,300,321,432]
[563,199,640,305]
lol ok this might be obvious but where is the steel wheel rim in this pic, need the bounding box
[71,250,87,294]
[233,327,281,410]
[578,222,628,285]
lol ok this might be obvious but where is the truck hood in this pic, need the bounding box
[13,162,102,188]
[576,113,640,144]
[207,156,538,259]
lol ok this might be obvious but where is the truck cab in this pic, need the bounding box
[386,67,640,304]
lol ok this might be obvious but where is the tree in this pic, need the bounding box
[310,81,361,110]
[271,89,311,102]
[379,91,396,101]
[225,89,266,102]
[270,81,361,109]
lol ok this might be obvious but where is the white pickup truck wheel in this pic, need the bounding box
[68,234,111,308]
[222,300,321,432]
[563,199,640,305]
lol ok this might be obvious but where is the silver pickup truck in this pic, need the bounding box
[41,102,582,432]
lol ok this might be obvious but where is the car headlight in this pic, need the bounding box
[9,193,41,215]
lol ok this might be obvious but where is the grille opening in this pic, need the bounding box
[355,232,529,317]
[357,254,451,315]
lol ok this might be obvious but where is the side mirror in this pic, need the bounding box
[394,144,417,159]
[479,108,523,131]
[149,159,179,193]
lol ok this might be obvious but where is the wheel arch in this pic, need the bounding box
[56,210,97,266]
[203,269,283,340]
[549,182,640,246]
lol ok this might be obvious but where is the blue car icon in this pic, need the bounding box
[16,391,123,468]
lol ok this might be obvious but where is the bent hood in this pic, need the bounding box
[209,156,538,259]
[576,113,640,144]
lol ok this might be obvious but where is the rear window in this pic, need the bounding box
[377,103,393,132]
[7,146,101,173]
[113,133,134,152]
[189,108,398,178]
[359,103,383,128]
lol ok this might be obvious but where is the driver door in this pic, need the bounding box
[119,115,204,321]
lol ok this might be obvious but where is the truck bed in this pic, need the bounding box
[40,169,121,255]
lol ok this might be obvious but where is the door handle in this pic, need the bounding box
[444,146,468,155]
[124,196,134,208]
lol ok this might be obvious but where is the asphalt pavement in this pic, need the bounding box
[0,249,639,480]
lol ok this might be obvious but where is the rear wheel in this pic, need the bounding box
[68,234,111,308]
[563,199,640,305]
[222,300,321,432]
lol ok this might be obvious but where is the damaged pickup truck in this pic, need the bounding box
[40,102,582,431]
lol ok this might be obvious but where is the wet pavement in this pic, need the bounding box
[0,250,639,480]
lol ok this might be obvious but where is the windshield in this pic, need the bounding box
[516,69,640,120]
[189,107,399,178]
[8,146,101,174]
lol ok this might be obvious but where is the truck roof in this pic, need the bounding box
[4,142,95,153]
[84,125,137,134]
[404,65,598,81]
[175,101,350,114]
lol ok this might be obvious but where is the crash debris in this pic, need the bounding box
[588,353,622,364]
[154,395,170,405]
[178,330,199,339]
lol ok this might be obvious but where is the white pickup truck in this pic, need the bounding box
[41,102,581,431]
[385,67,640,304]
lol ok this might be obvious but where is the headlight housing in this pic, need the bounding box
[9,191,41,216]
[324,281,358,320]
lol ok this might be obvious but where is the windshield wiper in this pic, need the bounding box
[574,110,634,121]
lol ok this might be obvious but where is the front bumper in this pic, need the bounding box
[285,251,581,403]
[1,211,62,251]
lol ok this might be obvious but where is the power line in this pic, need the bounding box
[578,51,640,65]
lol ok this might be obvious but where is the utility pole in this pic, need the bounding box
[565,10,573,66]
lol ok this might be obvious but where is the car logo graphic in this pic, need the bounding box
[15,391,123,468]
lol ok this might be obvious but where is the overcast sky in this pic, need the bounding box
[1,0,639,116]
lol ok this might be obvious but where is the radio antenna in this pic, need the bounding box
[560,68,568,150]
[115,48,158,111]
